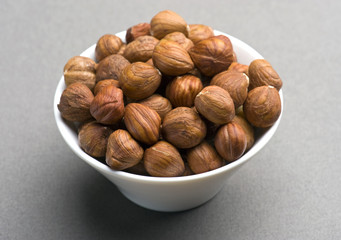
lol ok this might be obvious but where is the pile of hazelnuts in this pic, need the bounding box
[57,10,282,177]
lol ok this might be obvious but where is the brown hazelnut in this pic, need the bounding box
[58,82,94,122]
[227,62,249,76]
[117,44,126,55]
[119,62,161,100]
[194,85,235,125]
[182,163,194,176]
[63,56,96,91]
[90,85,124,125]
[123,36,159,62]
[189,35,234,76]
[139,94,172,121]
[106,129,144,170]
[248,59,282,90]
[231,115,254,151]
[166,75,203,107]
[152,39,194,75]
[124,103,161,145]
[95,34,123,62]
[163,32,194,51]
[150,10,189,39]
[188,24,214,44]
[187,141,224,174]
[214,122,247,162]
[93,79,120,95]
[126,23,151,43]
[95,54,130,82]
[125,161,149,176]
[243,86,281,128]
[162,107,206,149]
[143,141,185,177]
[78,121,113,157]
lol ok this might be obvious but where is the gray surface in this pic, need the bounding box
[1,0,341,239]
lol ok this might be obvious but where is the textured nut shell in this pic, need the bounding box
[163,32,194,51]
[189,35,234,76]
[152,39,194,76]
[231,115,254,151]
[119,62,161,100]
[117,44,126,55]
[211,71,249,108]
[139,94,172,121]
[95,54,130,82]
[106,129,144,170]
[78,121,113,158]
[243,86,281,128]
[248,59,282,90]
[150,10,189,39]
[94,79,120,95]
[227,62,249,76]
[123,36,159,62]
[162,107,206,149]
[63,56,96,91]
[144,141,185,177]
[194,86,235,125]
[187,141,224,174]
[95,34,123,62]
[188,24,214,44]
[57,83,94,122]
[126,23,151,43]
[90,85,124,125]
[214,122,247,162]
[124,103,161,145]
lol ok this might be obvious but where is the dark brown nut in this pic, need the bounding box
[152,39,194,75]
[117,44,126,55]
[95,34,123,62]
[126,23,151,43]
[187,68,202,78]
[248,59,282,90]
[162,107,206,149]
[150,10,189,39]
[95,54,130,82]
[63,56,96,91]
[227,62,249,76]
[243,86,281,128]
[125,161,149,176]
[123,36,159,62]
[182,163,194,176]
[90,85,124,125]
[106,129,144,170]
[166,75,203,107]
[189,35,234,76]
[163,32,194,51]
[58,83,94,122]
[194,86,235,125]
[119,62,161,100]
[188,24,214,44]
[231,115,254,151]
[214,122,247,162]
[124,103,161,145]
[93,79,120,95]
[187,141,224,174]
[143,141,185,177]
[78,121,113,157]
[211,71,249,108]
[139,94,172,121]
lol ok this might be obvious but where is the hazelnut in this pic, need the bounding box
[117,44,126,55]
[188,24,214,44]
[248,59,282,91]
[95,54,130,82]
[126,23,151,43]
[194,86,235,125]
[162,107,206,149]
[139,94,172,121]
[187,141,224,174]
[119,62,161,100]
[125,161,149,176]
[211,71,249,108]
[150,10,189,39]
[63,56,96,91]
[227,62,249,76]
[163,32,194,51]
[78,121,113,157]
[93,79,120,95]
[95,34,123,62]
[243,86,281,128]
[90,85,124,125]
[123,36,159,62]
[143,141,185,177]
[231,115,254,151]
[166,75,203,107]
[214,122,247,162]
[152,39,194,75]
[58,82,94,122]
[124,103,161,145]
[182,163,194,176]
[106,129,144,170]
[189,35,234,76]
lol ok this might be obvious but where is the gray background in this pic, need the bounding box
[1,0,341,239]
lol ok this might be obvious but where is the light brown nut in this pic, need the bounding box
[188,24,214,44]
[123,36,159,62]
[95,54,130,82]
[227,62,249,76]
[126,23,151,43]
[248,59,282,90]
[95,34,123,62]
[163,32,194,51]
[117,44,126,55]
[139,94,172,121]
[231,115,254,151]
[93,79,120,95]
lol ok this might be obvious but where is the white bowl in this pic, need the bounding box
[54,30,283,212]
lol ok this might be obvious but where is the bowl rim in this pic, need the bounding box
[54,30,283,184]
